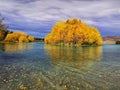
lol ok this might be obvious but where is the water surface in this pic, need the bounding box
[0,42,120,90]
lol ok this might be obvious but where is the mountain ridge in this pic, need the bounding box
[103,36,120,44]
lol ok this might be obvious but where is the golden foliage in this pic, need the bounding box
[4,34,15,42]
[28,36,35,42]
[4,31,34,42]
[19,35,29,43]
[45,18,102,46]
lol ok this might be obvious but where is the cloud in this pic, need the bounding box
[0,0,120,37]
[0,0,120,20]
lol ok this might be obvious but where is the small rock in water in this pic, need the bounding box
[19,84,28,90]
[64,85,68,90]
[99,75,102,77]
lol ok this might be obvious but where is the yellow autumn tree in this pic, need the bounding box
[4,33,15,42]
[19,35,29,43]
[45,18,102,46]
[4,31,34,42]
[28,36,35,42]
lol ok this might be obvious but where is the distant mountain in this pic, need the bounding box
[103,36,120,44]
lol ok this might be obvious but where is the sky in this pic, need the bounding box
[0,0,120,38]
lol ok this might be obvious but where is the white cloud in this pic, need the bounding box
[0,0,120,28]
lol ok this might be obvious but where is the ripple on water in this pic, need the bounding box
[0,43,120,90]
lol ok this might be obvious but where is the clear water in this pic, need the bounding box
[0,42,120,90]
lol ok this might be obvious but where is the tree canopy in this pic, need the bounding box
[4,31,35,43]
[45,18,102,46]
[0,14,34,43]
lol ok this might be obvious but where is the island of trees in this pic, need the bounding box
[45,18,102,46]
[0,15,34,43]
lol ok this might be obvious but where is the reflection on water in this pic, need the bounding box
[0,43,34,53]
[44,45,102,71]
[0,43,120,90]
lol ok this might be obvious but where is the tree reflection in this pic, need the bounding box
[0,43,5,52]
[44,45,102,71]
[0,43,34,53]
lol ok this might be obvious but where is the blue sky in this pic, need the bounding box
[0,0,120,38]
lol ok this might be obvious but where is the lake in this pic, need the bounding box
[0,42,120,90]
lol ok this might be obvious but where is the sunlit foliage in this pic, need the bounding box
[19,35,29,43]
[28,36,35,42]
[4,31,34,42]
[45,18,102,46]
[0,14,35,42]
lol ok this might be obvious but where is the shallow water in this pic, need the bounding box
[0,42,120,90]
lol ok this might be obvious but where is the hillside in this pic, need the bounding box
[103,36,120,44]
